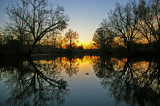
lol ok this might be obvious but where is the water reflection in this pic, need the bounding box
[0,56,68,106]
[34,57,79,77]
[63,57,79,77]
[93,56,160,106]
[0,55,160,105]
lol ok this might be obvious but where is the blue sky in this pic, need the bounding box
[0,0,128,42]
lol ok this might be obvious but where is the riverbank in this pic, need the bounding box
[0,42,159,56]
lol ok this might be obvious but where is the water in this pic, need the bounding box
[0,55,160,106]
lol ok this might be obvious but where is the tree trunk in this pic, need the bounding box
[70,39,72,49]
[27,40,38,56]
[126,42,132,54]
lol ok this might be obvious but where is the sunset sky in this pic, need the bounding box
[0,0,128,43]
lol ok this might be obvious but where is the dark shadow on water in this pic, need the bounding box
[0,54,160,105]
[92,55,160,106]
[0,56,69,106]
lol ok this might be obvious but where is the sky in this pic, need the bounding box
[0,0,128,43]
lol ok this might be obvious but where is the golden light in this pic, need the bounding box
[78,41,93,49]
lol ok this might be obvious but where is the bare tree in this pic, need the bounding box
[49,31,59,49]
[5,0,69,55]
[65,29,79,49]
[108,2,139,52]
[92,21,114,51]
[136,0,160,46]
[57,35,64,49]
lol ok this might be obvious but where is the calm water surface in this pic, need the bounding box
[0,55,160,106]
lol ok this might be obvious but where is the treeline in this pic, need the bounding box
[0,27,82,55]
[0,28,80,48]
[92,0,160,54]
[0,0,78,55]
[1,0,160,55]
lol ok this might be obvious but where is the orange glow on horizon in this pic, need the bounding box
[77,41,93,49]
[34,56,99,65]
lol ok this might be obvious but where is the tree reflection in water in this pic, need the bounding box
[0,56,69,106]
[93,56,160,106]
[1,55,160,105]
[33,56,80,77]
[63,57,79,77]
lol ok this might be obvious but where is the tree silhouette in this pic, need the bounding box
[92,22,114,51]
[109,2,139,52]
[65,29,79,49]
[136,0,160,46]
[5,0,69,55]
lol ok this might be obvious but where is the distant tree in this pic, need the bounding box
[0,29,14,44]
[57,35,64,49]
[108,2,139,52]
[136,0,160,45]
[65,29,79,49]
[52,35,57,49]
[5,0,69,55]
[0,28,4,45]
[49,31,58,49]
[92,21,114,51]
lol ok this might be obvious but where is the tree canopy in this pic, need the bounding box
[65,29,79,49]
[5,0,69,54]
